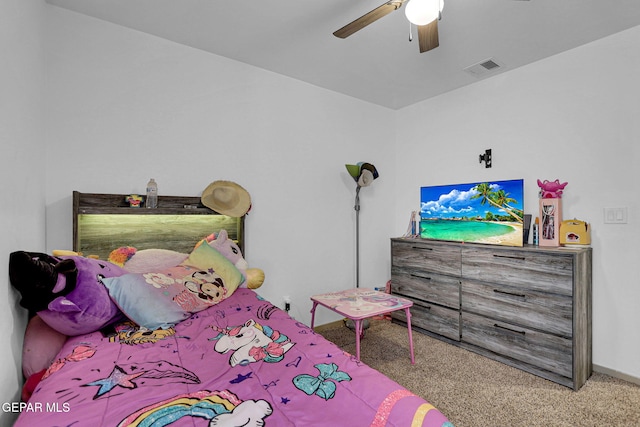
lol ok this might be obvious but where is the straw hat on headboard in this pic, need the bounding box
[201,181,251,217]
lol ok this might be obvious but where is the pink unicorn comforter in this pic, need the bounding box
[16,288,452,426]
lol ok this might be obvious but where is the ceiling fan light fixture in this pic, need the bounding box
[405,0,444,26]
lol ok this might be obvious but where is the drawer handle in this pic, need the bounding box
[412,246,433,251]
[493,254,525,261]
[410,273,432,281]
[493,289,526,299]
[494,324,526,336]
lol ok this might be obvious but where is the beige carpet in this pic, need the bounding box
[317,319,640,427]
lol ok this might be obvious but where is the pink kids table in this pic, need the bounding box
[310,288,415,364]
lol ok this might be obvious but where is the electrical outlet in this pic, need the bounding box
[283,296,291,312]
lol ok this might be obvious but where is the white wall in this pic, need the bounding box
[44,6,396,326]
[394,26,640,380]
[0,0,46,423]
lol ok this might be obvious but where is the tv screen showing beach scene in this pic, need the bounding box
[420,179,525,247]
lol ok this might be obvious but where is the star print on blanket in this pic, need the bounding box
[83,360,201,399]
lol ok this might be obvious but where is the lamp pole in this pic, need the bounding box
[347,184,369,333]
[354,185,361,288]
[345,161,379,290]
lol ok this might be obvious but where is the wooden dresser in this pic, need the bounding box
[390,237,592,390]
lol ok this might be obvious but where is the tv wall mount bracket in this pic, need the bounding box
[479,149,492,168]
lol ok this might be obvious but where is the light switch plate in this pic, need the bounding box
[604,207,627,224]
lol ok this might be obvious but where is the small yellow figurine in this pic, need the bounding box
[127,194,143,207]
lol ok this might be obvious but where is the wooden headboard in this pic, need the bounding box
[72,191,245,260]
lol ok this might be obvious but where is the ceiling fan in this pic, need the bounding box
[333,0,444,53]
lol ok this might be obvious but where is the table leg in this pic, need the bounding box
[354,319,362,361]
[405,307,415,365]
[310,302,318,329]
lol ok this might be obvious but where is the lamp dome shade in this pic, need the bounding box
[405,0,444,26]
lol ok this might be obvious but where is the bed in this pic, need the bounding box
[13,192,453,427]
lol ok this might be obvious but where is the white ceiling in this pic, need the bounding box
[46,0,640,110]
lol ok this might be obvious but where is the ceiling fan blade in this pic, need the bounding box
[334,1,406,39]
[417,20,439,53]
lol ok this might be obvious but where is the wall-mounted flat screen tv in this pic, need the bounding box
[420,179,525,247]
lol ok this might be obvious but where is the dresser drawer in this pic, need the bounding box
[461,247,573,296]
[462,312,572,378]
[392,267,460,309]
[462,280,572,337]
[392,240,461,277]
[392,300,460,341]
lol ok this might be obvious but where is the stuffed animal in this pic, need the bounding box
[195,230,249,271]
[9,252,127,336]
[195,231,265,291]
[108,230,264,289]
[9,251,77,314]
[537,179,568,198]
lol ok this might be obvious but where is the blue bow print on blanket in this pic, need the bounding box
[293,363,352,400]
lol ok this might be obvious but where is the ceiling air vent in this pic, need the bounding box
[464,58,505,78]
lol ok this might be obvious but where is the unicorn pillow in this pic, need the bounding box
[108,230,263,289]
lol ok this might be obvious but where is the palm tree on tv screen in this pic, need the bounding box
[472,183,524,224]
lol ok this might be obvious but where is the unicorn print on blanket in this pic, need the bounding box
[211,319,294,367]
